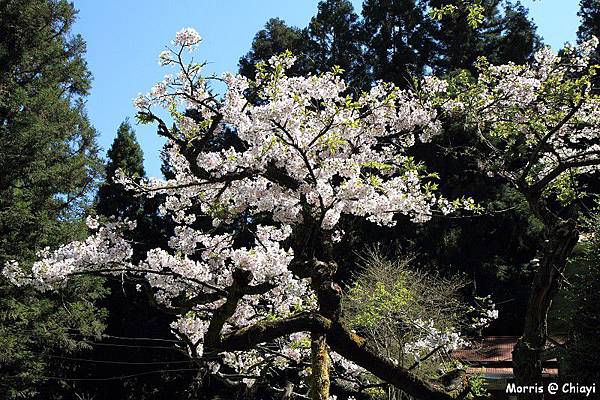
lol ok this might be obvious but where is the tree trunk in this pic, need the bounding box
[311,332,330,400]
[309,259,339,400]
[512,219,578,399]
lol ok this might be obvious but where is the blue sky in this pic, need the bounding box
[72,0,581,178]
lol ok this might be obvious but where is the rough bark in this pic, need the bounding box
[310,260,338,400]
[220,312,458,399]
[512,219,579,399]
[311,332,331,400]
[204,268,253,347]
[327,322,457,400]
[220,313,331,350]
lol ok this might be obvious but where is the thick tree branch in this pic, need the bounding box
[204,268,254,347]
[519,99,584,185]
[220,313,332,351]
[527,157,600,197]
[327,323,458,400]
[221,313,461,400]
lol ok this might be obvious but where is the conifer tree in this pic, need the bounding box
[429,0,540,74]
[578,0,600,44]
[0,1,107,398]
[0,0,102,264]
[577,0,600,89]
[361,0,435,87]
[239,18,307,79]
[96,120,145,220]
[305,0,368,90]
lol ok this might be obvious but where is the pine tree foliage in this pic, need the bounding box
[305,0,368,89]
[577,0,600,44]
[361,0,435,87]
[429,0,541,74]
[0,1,107,398]
[96,120,145,220]
[0,0,102,264]
[239,18,307,79]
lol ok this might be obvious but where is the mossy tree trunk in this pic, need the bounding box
[512,220,578,400]
[311,332,331,400]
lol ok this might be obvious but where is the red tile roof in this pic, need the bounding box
[466,367,559,378]
[452,336,563,378]
[453,336,516,363]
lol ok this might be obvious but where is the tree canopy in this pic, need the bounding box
[0,1,106,398]
[3,1,600,400]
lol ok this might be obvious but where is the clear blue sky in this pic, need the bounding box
[72,0,581,178]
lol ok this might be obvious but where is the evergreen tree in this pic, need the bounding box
[577,0,600,91]
[577,0,600,44]
[360,0,435,87]
[239,18,307,79]
[92,121,195,400]
[0,0,102,264]
[0,0,107,398]
[240,2,367,89]
[96,120,145,220]
[494,2,540,66]
[430,0,540,74]
[305,0,368,90]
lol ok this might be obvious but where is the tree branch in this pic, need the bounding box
[220,313,332,351]
[528,157,600,196]
[327,322,458,400]
[221,315,461,400]
[204,268,254,347]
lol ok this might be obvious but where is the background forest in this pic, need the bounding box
[0,1,599,399]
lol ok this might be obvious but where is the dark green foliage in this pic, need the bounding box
[239,2,367,90]
[429,0,541,74]
[577,0,600,90]
[96,120,146,220]
[495,3,541,66]
[305,0,368,90]
[0,1,107,397]
[239,18,308,79]
[562,214,600,384]
[240,0,540,87]
[361,0,435,87]
[577,0,600,44]
[0,277,108,399]
[0,0,102,265]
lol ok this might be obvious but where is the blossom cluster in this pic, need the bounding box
[6,218,135,290]
[4,28,471,389]
[426,37,600,193]
[470,295,499,330]
[129,29,459,232]
[403,319,468,362]
[174,27,202,48]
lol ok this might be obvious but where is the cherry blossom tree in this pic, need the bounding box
[4,28,482,400]
[425,37,600,397]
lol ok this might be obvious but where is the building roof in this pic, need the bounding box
[452,336,563,379]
